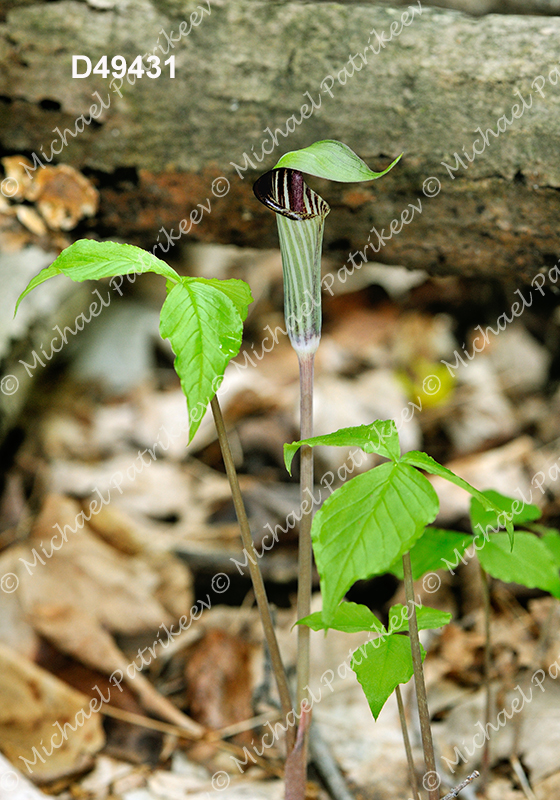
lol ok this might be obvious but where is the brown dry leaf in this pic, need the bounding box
[0,547,41,660]
[0,643,104,782]
[18,495,176,637]
[1,156,34,201]
[14,206,47,236]
[185,629,254,734]
[84,501,149,556]
[535,770,560,800]
[436,623,486,686]
[26,164,98,230]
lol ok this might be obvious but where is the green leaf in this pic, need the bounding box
[297,602,385,634]
[477,532,560,599]
[196,278,253,323]
[541,528,560,568]
[388,603,452,633]
[15,239,181,314]
[389,528,472,580]
[160,277,252,442]
[312,462,439,623]
[352,634,425,720]
[401,451,515,541]
[284,420,400,475]
[469,490,541,536]
[274,140,401,183]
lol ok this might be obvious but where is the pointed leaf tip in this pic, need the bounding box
[274,140,402,183]
[14,239,182,315]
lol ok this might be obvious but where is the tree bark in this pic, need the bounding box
[2,0,560,280]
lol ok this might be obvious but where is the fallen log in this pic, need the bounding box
[2,0,560,280]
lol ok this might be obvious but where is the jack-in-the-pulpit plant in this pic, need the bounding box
[12,140,532,800]
[253,141,400,797]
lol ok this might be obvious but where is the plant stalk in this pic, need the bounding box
[396,685,421,800]
[210,395,295,751]
[402,552,439,800]
[480,564,492,787]
[296,352,315,716]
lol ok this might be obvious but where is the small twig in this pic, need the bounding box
[441,771,479,799]
[100,704,283,776]
[510,756,538,800]
[211,395,295,751]
[402,552,439,800]
[396,685,421,800]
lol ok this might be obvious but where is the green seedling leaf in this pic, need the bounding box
[477,532,560,599]
[401,451,515,541]
[469,490,541,536]
[274,140,401,183]
[541,528,560,568]
[200,278,253,321]
[160,277,253,441]
[352,634,425,720]
[284,420,400,475]
[388,603,452,634]
[297,601,385,634]
[313,462,439,623]
[15,239,181,315]
[389,528,472,580]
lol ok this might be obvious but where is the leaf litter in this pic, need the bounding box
[2,241,560,799]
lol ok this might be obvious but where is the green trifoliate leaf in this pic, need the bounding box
[274,140,401,183]
[160,277,253,442]
[199,278,254,321]
[15,239,181,315]
[469,490,541,536]
[284,420,400,475]
[401,451,515,542]
[477,532,560,599]
[389,528,472,580]
[312,462,439,623]
[387,603,452,634]
[297,602,385,634]
[540,528,560,568]
[352,634,425,721]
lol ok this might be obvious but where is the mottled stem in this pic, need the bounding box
[296,353,314,710]
[211,395,294,751]
[396,685,421,800]
[402,552,439,800]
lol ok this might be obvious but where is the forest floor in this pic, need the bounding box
[2,179,560,800]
